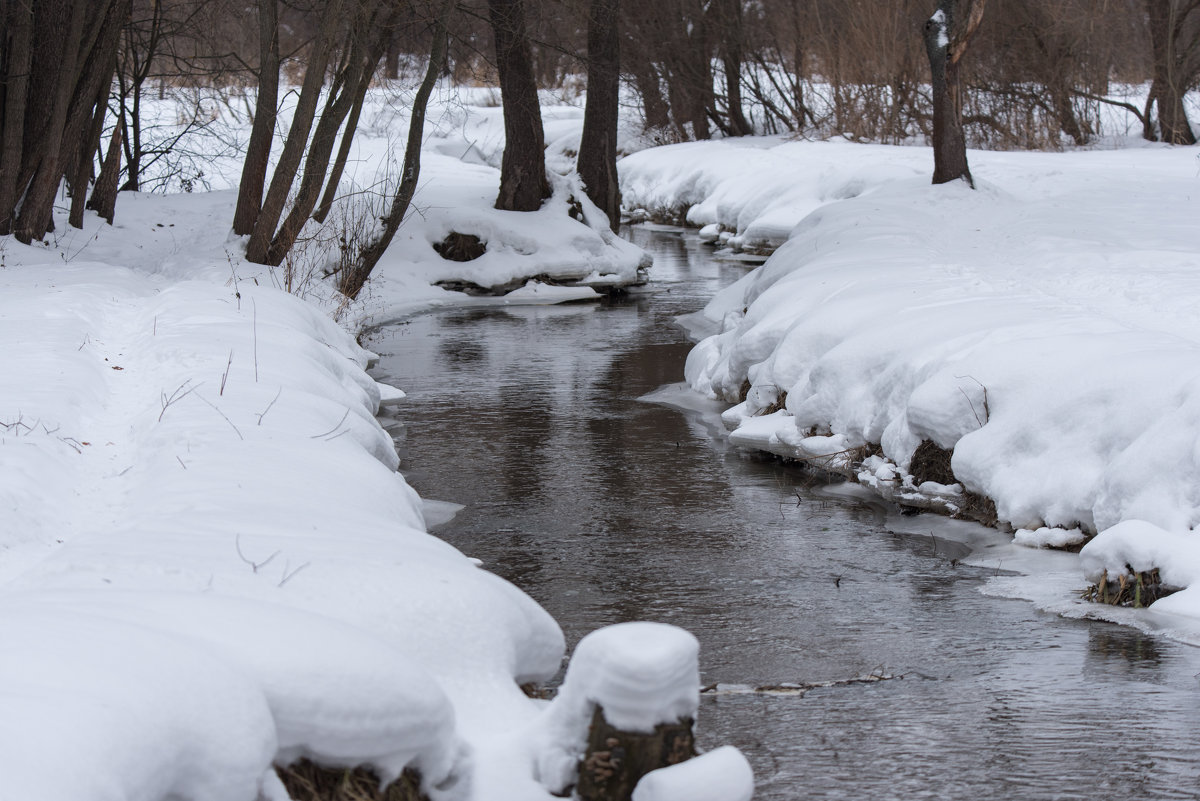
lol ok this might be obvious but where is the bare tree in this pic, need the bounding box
[489,0,550,210]
[0,0,130,242]
[923,0,986,186]
[713,0,752,136]
[257,2,397,265]
[577,0,620,230]
[1145,0,1199,144]
[338,0,454,298]
[232,0,280,235]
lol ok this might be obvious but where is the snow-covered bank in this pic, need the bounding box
[0,88,716,798]
[620,136,1200,633]
[0,191,571,799]
[145,85,647,324]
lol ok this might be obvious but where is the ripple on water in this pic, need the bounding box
[369,226,1200,801]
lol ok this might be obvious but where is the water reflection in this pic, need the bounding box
[369,227,1200,801]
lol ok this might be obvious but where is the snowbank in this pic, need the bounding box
[633,746,755,801]
[149,85,647,323]
[0,190,573,800]
[620,138,927,252]
[620,136,1200,630]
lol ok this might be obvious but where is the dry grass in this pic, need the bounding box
[908,440,956,486]
[275,760,426,801]
[1084,567,1175,608]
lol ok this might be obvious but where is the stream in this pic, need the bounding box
[369,226,1200,800]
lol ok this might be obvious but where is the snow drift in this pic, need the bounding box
[621,136,1200,631]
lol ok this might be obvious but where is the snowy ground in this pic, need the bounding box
[7,74,1197,798]
[620,133,1200,642]
[0,89,747,801]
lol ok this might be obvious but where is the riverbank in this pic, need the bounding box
[620,136,1200,638]
[0,101,676,798]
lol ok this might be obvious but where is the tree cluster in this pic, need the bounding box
[1,0,1195,294]
[614,0,1198,147]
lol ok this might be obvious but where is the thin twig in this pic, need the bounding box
[954,375,990,426]
[252,298,259,383]
[278,560,311,587]
[219,349,233,396]
[310,409,350,439]
[195,392,244,440]
[159,380,198,422]
[256,387,282,425]
[235,534,280,574]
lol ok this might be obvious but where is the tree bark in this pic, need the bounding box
[575,707,696,801]
[13,0,86,242]
[338,3,453,299]
[233,0,280,235]
[264,14,389,266]
[88,110,124,224]
[0,0,127,239]
[578,0,621,231]
[489,0,550,211]
[923,0,985,187]
[1145,0,1199,145]
[0,1,34,235]
[717,0,752,136]
[244,0,342,264]
[68,98,107,229]
[630,58,670,133]
[312,73,369,225]
[65,0,127,228]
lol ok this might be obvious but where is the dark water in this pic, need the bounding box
[369,227,1200,800]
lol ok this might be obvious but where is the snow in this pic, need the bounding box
[551,622,699,733]
[0,85,753,801]
[621,134,1200,634]
[633,746,755,801]
[930,8,949,49]
[10,68,1193,797]
[0,203,565,796]
[532,623,702,794]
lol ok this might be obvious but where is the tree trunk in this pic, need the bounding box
[14,0,88,243]
[1154,80,1197,144]
[489,0,549,211]
[385,35,400,80]
[88,110,124,224]
[0,0,126,239]
[264,24,386,266]
[717,0,752,136]
[684,0,712,140]
[68,98,106,229]
[0,2,34,235]
[1145,0,1198,145]
[244,0,342,264]
[923,0,985,187]
[65,0,127,228]
[338,3,452,299]
[630,58,670,132]
[312,76,368,225]
[578,0,621,231]
[233,0,280,235]
[575,707,696,801]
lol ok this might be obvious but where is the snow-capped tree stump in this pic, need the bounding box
[533,622,707,801]
[576,706,696,801]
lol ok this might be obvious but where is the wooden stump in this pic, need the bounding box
[575,706,696,801]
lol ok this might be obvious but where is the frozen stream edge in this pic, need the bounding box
[641,380,1200,648]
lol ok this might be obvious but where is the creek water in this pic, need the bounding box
[369,227,1200,800]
